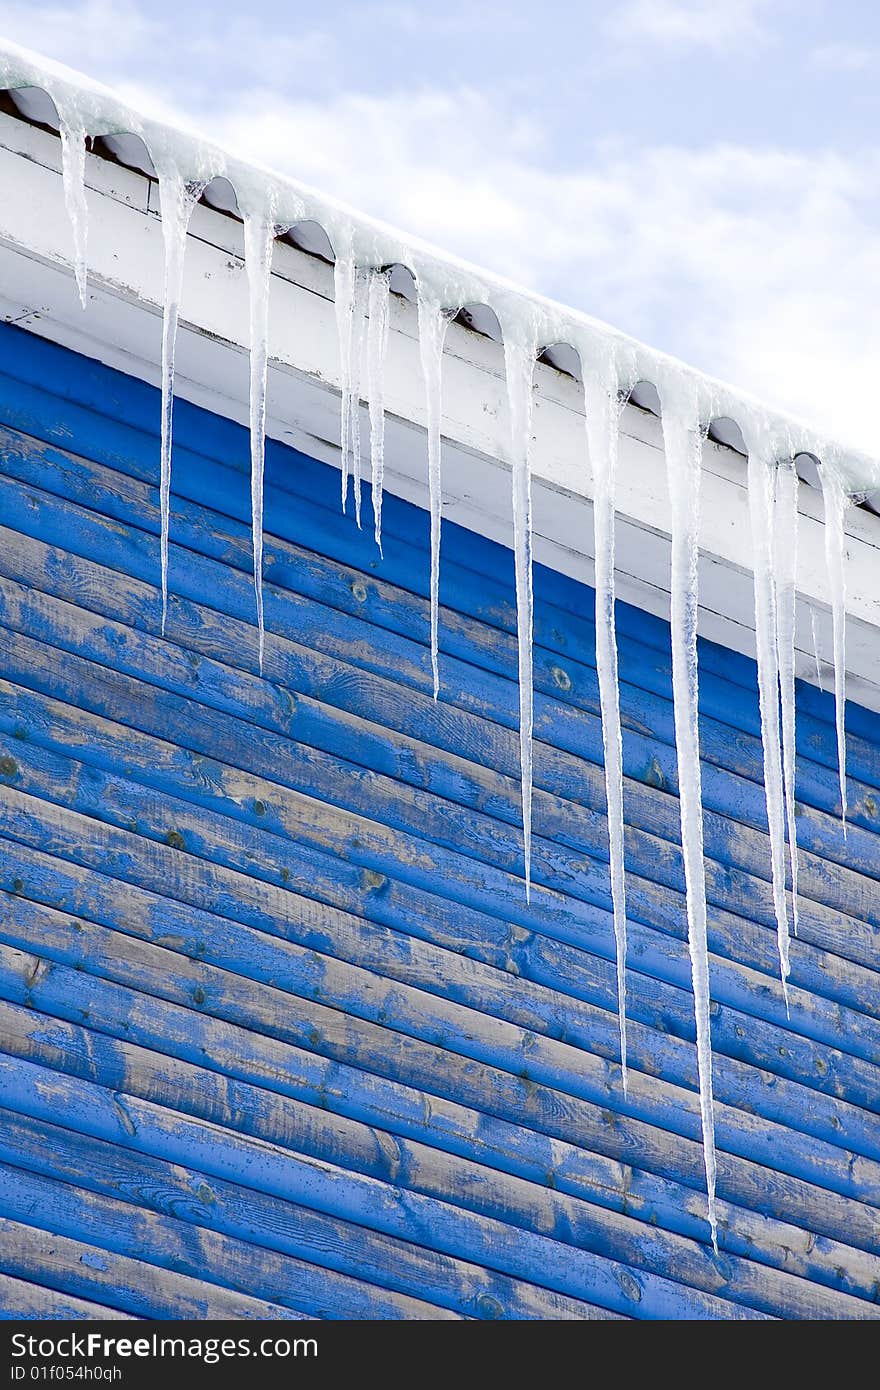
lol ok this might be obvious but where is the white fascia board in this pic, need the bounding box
[0,111,878,713]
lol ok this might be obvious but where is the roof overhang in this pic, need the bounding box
[0,102,878,712]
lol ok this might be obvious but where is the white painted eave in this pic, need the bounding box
[0,109,878,713]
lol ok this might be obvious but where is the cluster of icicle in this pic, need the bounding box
[0,38,866,1253]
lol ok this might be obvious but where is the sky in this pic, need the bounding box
[2,0,880,453]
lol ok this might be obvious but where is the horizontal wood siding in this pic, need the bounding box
[0,323,877,1320]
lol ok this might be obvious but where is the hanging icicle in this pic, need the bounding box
[810,607,824,692]
[774,459,800,939]
[417,291,452,700]
[583,353,630,1091]
[243,200,277,674]
[58,116,88,309]
[503,321,539,903]
[334,255,356,516]
[747,441,791,1008]
[821,464,850,832]
[366,268,391,553]
[659,374,718,1252]
[156,167,203,635]
[349,270,369,530]
[334,257,369,527]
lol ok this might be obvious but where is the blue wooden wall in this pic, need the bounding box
[0,322,877,1320]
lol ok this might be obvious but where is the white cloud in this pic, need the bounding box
[347,3,525,38]
[0,1,334,100]
[809,41,875,73]
[0,0,157,69]
[606,0,772,52]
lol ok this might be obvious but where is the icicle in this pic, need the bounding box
[503,325,538,904]
[59,118,88,308]
[821,465,850,831]
[774,461,800,940]
[157,168,203,636]
[334,258,369,526]
[350,271,368,529]
[659,376,718,1252]
[747,443,791,1010]
[334,256,355,515]
[810,607,824,692]
[417,292,451,700]
[366,269,391,554]
[583,359,630,1091]
[243,202,277,674]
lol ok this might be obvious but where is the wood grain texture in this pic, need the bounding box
[0,324,877,1319]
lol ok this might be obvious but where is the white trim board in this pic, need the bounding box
[0,110,878,715]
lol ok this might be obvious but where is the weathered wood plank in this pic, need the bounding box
[3,663,879,1022]
[0,1122,617,1322]
[2,920,879,1264]
[0,995,872,1318]
[4,972,874,1304]
[1,452,878,843]
[4,814,876,1136]
[3,780,880,1218]
[0,534,876,1038]
[2,820,877,1187]
[0,1273,135,1319]
[0,1052,770,1320]
[0,338,874,769]
[3,590,879,943]
[3,726,879,1191]
[0,1214,313,1320]
[4,813,879,1124]
[0,1160,455,1322]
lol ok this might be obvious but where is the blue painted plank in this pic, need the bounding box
[6,715,869,1053]
[0,1211,312,1320]
[1,422,878,822]
[0,454,876,871]
[2,569,879,932]
[0,1120,613,1322]
[1,762,877,1169]
[4,800,877,1118]
[4,729,880,1202]
[4,988,877,1309]
[0,1135,453,1321]
[0,532,876,1035]
[2,878,880,1259]
[3,668,878,1024]
[0,994,873,1318]
[0,320,875,758]
[0,1052,770,1320]
[0,1272,135,1320]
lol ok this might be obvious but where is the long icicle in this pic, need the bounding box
[659,377,718,1252]
[583,359,630,1091]
[157,168,202,635]
[821,465,850,832]
[503,325,538,903]
[747,443,791,1009]
[366,269,391,554]
[810,607,824,692]
[418,292,451,700]
[243,203,276,674]
[334,256,369,525]
[349,269,369,529]
[58,117,88,309]
[774,459,800,938]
